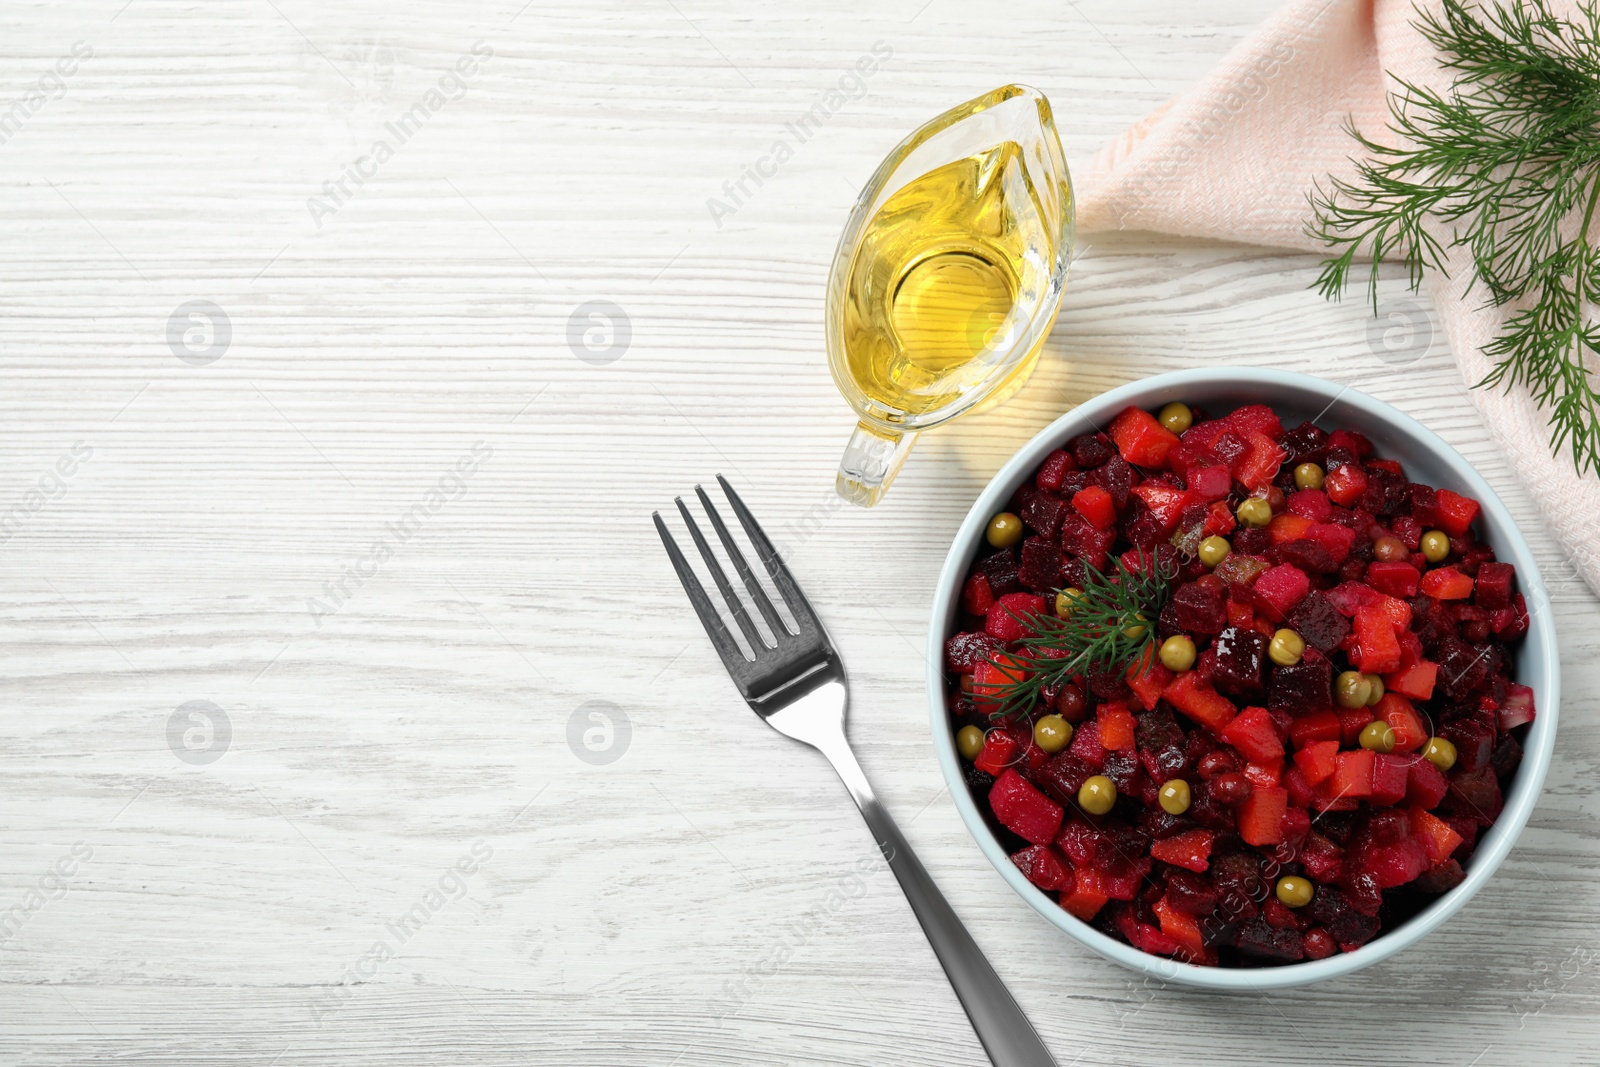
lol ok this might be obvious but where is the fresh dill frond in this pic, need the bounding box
[1308,0,1600,475]
[981,551,1176,722]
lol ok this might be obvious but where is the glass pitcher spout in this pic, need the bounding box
[825,84,1075,507]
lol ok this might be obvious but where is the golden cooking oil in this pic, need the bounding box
[836,141,1055,418]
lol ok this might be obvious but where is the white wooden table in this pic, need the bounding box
[2,2,1595,1064]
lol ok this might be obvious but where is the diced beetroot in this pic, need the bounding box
[1352,604,1402,673]
[1439,719,1494,775]
[1110,405,1181,468]
[1059,867,1109,921]
[1070,431,1114,468]
[1411,809,1464,867]
[1406,758,1450,808]
[961,574,996,615]
[1330,750,1375,800]
[1267,652,1333,715]
[1036,449,1075,492]
[1384,661,1437,702]
[1355,835,1428,888]
[1413,858,1467,894]
[1220,706,1284,763]
[1286,591,1350,654]
[1327,429,1372,459]
[1419,566,1474,600]
[1011,845,1071,890]
[1252,563,1310,622]
[973,729,1019,776]
[1301,832,1346,881]
[1279,537,1338,575]
[989,769,1064,845]
[1289,711,1341,749]
[1293,741,1340,786]
[1336,707,1375,748]
[1188,463,1232,501]
[1324,580,1380,616]
[1059,510,1118,568]
[1280,806,1311,848]
[1366,561,1421,598]
[1087,454,1134,510]
[1392,628,1423,673]
[1444,766,1503,827]
[1238,786,1289,846]
[1100,859,1153,901]
[985,592,1048,642]
[1227,403,1284,440]
[1211,626,1268,693]
[1391,513,1423,548]
[1054,820,1102,866]
[1370,754,1410,806]
[1020,491,1069,540]
[1303,522,1357,564]
[1435,489,1480,536]
[1287,489,1332,522]
[1016,537,1063,594]
[1474,561,1515,611]
[970,653,1027,712]
[1173,580,1228,635]
[1500,682,1537,731]
[1436,636,1497,700]
[1162,670,1238,733]
[1234,918,1304,962]
[1284,764,1315,807]
[945,631,1002,672]
[977,548,1021,595]
[1324,463,1367,507]
[1067,719,1108,768]
[1491,593,1530,639]
[1164,869,1219,915]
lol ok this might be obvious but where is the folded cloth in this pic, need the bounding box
[1073,0,1599,601]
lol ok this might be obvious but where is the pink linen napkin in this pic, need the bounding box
[1072,0,1600,602]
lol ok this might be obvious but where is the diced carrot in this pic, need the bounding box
[1097,701,1137,752]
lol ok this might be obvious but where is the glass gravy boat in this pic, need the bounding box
[827,84,1075,506]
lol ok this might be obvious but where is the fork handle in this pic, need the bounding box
[817,736,1059,1067]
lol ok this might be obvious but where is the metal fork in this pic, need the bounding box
[654,476,1058,1067]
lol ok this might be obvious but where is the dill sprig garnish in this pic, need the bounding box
[982,551,1176,722]
[1307,0,1600,475]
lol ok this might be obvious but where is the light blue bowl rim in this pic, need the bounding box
[925,367,1561,991]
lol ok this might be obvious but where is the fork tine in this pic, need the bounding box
[695,484,792,640]
[674,497,769,653]
[715,475,823,636]
[653,512,749,668]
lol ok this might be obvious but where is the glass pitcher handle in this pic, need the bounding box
[836,420,917,507]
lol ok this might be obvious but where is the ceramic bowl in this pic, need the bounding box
[926,368,1560,989]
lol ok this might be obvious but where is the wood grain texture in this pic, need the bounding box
[1,1,1596,1064]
